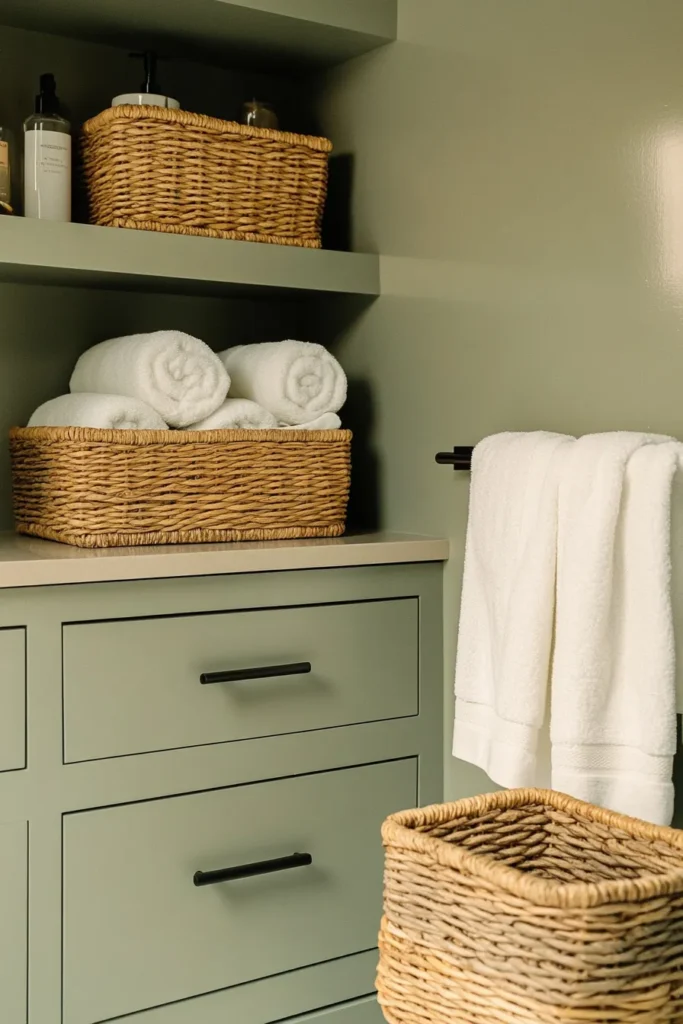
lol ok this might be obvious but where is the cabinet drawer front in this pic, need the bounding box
[0,629,25,772]
[63,599,418,762]
[289,997,382,1023]
[63,759,415,1024]
[0,821,27,1023]
[123,992,382,1024]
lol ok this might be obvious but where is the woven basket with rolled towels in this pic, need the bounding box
[10,426,351,548]
[12,334,351,547]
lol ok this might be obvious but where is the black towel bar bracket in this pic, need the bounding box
[435,446,473,470]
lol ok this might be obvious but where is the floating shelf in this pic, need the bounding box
[0,219,380,299]
[0,0,397,69]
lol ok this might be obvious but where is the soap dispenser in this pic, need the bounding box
[112,51,179,109]
[23,73,71,222]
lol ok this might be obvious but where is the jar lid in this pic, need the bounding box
[112,92,180,109]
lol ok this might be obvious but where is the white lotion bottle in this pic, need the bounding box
[23,73,71,222]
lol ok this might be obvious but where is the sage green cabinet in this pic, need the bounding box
[63,599,418,762]
[290,997,383,1023]
[0,821,27,1023]
[0,558,442,1024]
[0,628,25,772]
[62,758,417,1024]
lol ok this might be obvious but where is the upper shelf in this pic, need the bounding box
[0,219,380,299]
[0,0,397,69]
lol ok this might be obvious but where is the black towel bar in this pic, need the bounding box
[435,446,473,470]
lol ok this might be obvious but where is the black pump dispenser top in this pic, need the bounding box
[129,50,161,94]
[35,73,61,116]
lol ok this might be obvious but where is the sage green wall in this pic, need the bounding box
[318,0,683,799]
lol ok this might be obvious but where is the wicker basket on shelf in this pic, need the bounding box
[9,426,351,548]
[378,788,683,1024]
[81,105,332,248]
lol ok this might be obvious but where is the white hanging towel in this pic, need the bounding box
[453,431,574,788]
[550,433,680,825]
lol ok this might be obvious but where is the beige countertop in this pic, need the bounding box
[0,531,450,589]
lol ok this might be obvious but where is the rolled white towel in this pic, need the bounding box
[219,341,346,426]
[28,393,168,430]
[188,399,278,430]
[280,413,341,430]
[70,330,229,428]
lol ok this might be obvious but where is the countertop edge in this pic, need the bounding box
[0,534,450,589]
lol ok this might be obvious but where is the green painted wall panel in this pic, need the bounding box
[316,0,683,801]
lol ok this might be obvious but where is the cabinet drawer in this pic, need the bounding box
[63,599,418,762]
[287,997,382,1023]
[0,821,27,1024]
[123,992,382,1024]
[0,629,25,772]
[63,758,415,1024]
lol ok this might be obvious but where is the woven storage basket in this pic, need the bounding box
[9,426,351,548]
[378,789,683,1024]
[81,105,332,248]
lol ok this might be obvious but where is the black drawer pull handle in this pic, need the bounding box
[200,662,312,685]
[193,852,313,887]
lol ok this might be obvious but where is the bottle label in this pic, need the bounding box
[24,129,71,221]
[0,141,9,206]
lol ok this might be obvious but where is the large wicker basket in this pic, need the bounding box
[9,426,351,548]
[378,789,683,1024]
[81,105,332,248]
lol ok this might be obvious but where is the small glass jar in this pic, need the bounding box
[242,99,278,130]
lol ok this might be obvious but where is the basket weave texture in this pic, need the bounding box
[81,105,332,248]
[378,789,683,1024]
[9,426,351,548]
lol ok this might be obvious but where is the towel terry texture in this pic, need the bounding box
[70,331,229,428]
[28,393,168,430]
[188,399,278,431]
[550,434,679,825]
[453,432,573,791]
[219,341,346,426]
[453,430,680,825]
[280,413,341,430]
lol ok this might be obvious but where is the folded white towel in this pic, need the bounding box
[219,341,346,426]
[70,331,229,429]
[28,393,167,430]
[188,399,277,431]
[551,433,679,825]
[280,413,341,430]
[453,431,574,789]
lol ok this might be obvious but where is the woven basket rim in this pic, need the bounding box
[10,426,352,445]
[82,104,333,153]
[382,788,683,909]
